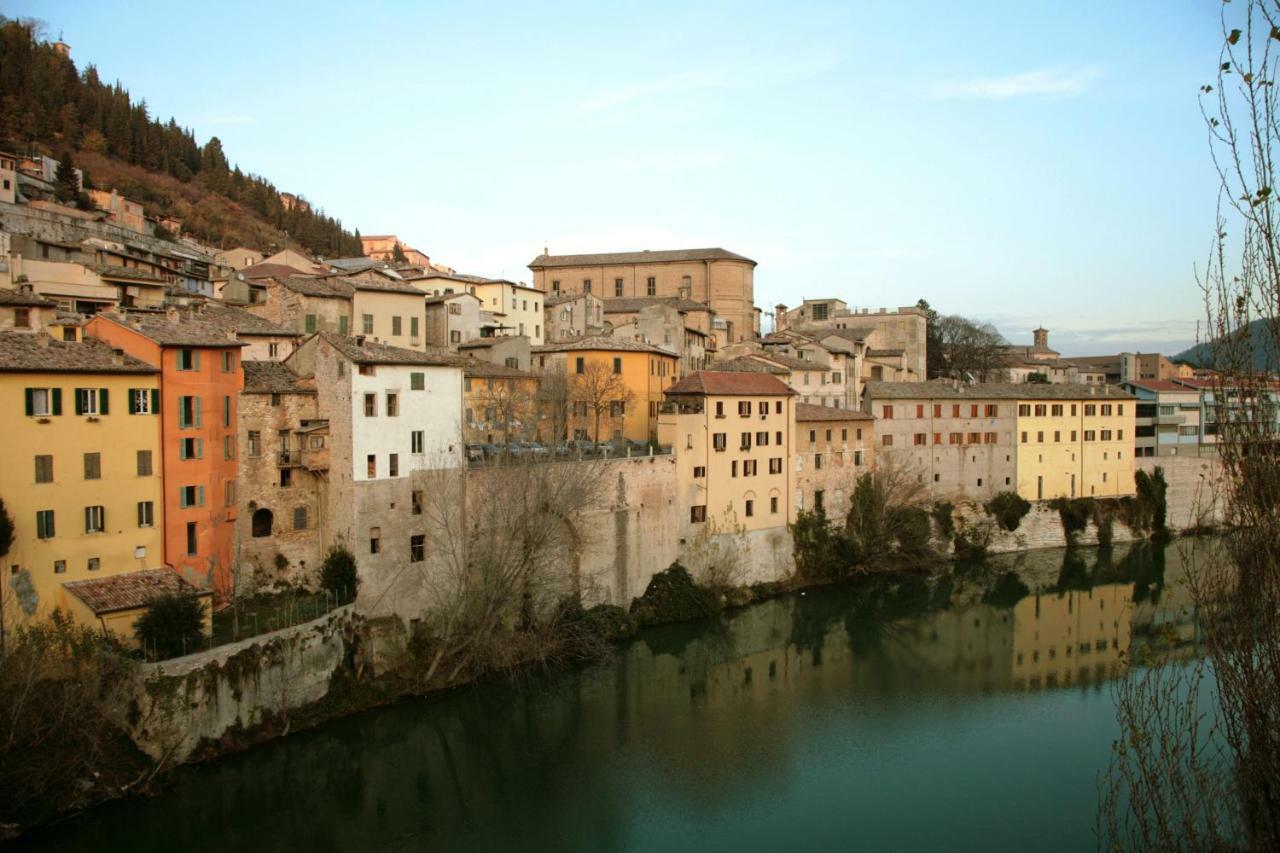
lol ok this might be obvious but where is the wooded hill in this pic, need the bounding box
[0,17,363,257]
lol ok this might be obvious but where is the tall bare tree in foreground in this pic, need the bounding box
[407,459,609,689]
[1103,4,1280,849]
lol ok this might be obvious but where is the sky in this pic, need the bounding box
[8,1,1224,355]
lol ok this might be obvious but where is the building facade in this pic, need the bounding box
[794,403,876,515]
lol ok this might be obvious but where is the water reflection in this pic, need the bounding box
[17,540,1206,853]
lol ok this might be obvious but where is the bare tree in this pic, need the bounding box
[569,360,635,442]
[407,459,609,689]
[935,314,1008,380]
[474,377,537,445]
[536,369,569,444]
[1103,5,1280,849]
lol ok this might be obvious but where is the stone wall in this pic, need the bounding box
[114,605,359,764]
[1138,454,1224,530]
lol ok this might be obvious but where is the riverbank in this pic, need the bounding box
[10,536,1206,852]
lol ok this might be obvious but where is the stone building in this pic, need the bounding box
[529,248,757,345]
[719,352,847,408]
[238,274,354,335]
[794,403,875,515]
[607,300,711,377]
[544,291,605,342]
[0,286,58,333]
[774,300,928,381]
[463,360,541,445]
[234,360,324,592]
[424,292,481,348]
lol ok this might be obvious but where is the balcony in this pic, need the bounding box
[302,445,329,472]
[1155,414,1185,426]
[277,450,301,467]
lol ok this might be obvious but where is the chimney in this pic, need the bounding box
[36,334,50,348]
[111,347,124,366]
[355,335,366,347]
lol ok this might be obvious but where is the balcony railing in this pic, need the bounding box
[277,450,301,466]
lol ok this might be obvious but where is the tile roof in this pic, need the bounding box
[817,327,876,344]
[348,275,426,295]
[315,331,462,366]
[715,356,787,374]
[0,288,56,307]
[64,568,207,615]
[532,335,678,356]
[0,332,159,374]
[89,264,169,284]
[463,360,536,379]
[239,262,310,280]
[796,402,874,421]
[863,380,1135,401]
[665,370,795,397]
[243,360,315,394]
[751,353,825,371]
[529,248,756,268]
[94,309,249,348]
[1121,380,1198,393]
[601,297,713,314]
[866,348,905,357]
[325,257,382,272]
[424,292,478,304]
[278,275,356,299]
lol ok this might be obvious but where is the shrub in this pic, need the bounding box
[791,507,855,583]
[985,491,1031,531]
[1096,511,1114,548]
[1049,497,1093,543]
[1133,467,1169,534]
[629,563,719,626]
[320,544,359,602]
[135,593,205,660]
[931,501,956,540]
[953,519,994,562]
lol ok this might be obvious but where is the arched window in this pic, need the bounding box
[252,508,273,538]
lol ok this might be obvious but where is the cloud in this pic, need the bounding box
[931,67,1101,100]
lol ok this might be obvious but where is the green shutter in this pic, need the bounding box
[194,396,202,427]
[198,485,205,507]
[24,388,33,416]
[193,350,201,371]
[196,438,203,459]
[74,388,85,416]
[99,388,109,415]
[51,388,61,415]
[128,389,137,415]
[151,389,160,414]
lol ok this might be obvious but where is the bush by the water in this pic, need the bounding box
[985,491,1031,531]
[135,593,205,660]
[931,502,956,540]
[791,507,857,582]
[320,544,359,602]
[630,563,719,626]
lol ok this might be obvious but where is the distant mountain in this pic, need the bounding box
[0,17,363,257]
[1174,318,1279,373]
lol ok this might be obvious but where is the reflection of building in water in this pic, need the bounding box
[1010,584,1132,691]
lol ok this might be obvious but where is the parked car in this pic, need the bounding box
[524,442,551,458]
[465,444,485,462]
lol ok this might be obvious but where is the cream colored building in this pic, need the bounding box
[774,300,928,380]
[530,248,757,345]
[351,278,428,351]
[468,278,544,345]
[659,370,797,534]
[794,403,875,515]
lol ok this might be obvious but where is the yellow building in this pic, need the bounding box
[463,360,541,444]
[1010,584,1132,691]
[0,332,175,639]
[468,278,545,345]
[659,370,797,534]
[533,337,680,443]
[1016,388,1135,499]
[351,278,429,351]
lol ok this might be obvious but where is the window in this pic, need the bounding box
[693,466,706,478]
[771,496,779,514]
[613,357,622,374]
[744,460,758,476]
[187,522,198,555]
[305,314,318,333]
[412,490,424,515]
[178,395,200,428]
[280,467,292,487]
[1037,431,1044,443]
[86,557,100,573]
[269,342,280,358]
[814,453,823,470]
[970,404,979,417]
[179,485,204,508]
[776,431,783,445]
[1018,404,1031,416]
[386,393,399,417]
[713,433,727,451]
[36,510,55,539]
[75,387,106,415]
[740,432,752,450]
[582,278,592,293]
[950,433,963,445]
[129,388,157,415]
[83,452,101,480]
[1084,430,1097,442]
[410,534,425,563]
[225,480,235,507]
[222,351,235,373]
[389,453,400,476]
[362,314,374,334]
[53,559,65,574]
[364,393,377,416]
[34,454,53,483]
[552,279,560,293]
[1101,404,1113,416]
[411,430,424,453]
[293,506,308,530]
[933,433,942,444]
[392,316,403,336]
[411,372,425,390]
[745,499,755,518]
[14,307,30,328]
[1034,404,1046,417]
[411,317,420,339]
[575,357,585,374]
[247,431,261,457]
[739,401,753,417]
[691,505,707,523]
[177,348,198,371]
[225,435,237,460]
[933,404,943,418]
[985,404,998,417]
[757,431,769,446]
[1084,404,1097,417]
[882,405,893,419]
[138,501,154,527]
[646,276,656,296]
[1051,404,1063,416]
[769,457,783,474]
[1020,431,1029,443]
[882,434,893,447]
[84,505,105,533]
[916,404,925,418]
[367,454,377,477]
[370,527,381,554]
[614,278,624,297]
[715,401,725,418]
[775,401,782,414]
[179,437,202,460]
[24,387,57,417]
[914,433,926,446]
[450,330,461,344]
[952,404,961,418]
[338,316,349,336]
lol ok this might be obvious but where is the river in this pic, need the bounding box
[14,539,1208,852]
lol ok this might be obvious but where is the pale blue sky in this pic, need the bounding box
[10,1,1221,354]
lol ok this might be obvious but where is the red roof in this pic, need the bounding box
[1125,380,1196,392]
[64,568,208,615]
[665,370,795,397]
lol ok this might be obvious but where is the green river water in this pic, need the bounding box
[14,540,1206,852]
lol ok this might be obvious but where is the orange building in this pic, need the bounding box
[87,309,245,599]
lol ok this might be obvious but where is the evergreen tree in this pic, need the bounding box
[391,241,407,263]
[53,149,80,203]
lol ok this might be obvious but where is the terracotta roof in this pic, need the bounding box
[0,332,158,374]
[529,248,756,268]
[796,403,874,421]
[463,360,536,379]
[866,348,905,358]
[64,568,207,616]
[532,335,677,356]
[424,292,478,305]
[240,262,310,280]
[93,310,249,348]
[601,297,712,314]
[863,381,1135,401]
[715,356,787,374]
[278,275,355,299]
[665,370,795,397]
[751,353,825,371]
[349,275,425,295]
[0,288,56,307]
[243,360,314,394]
[315,331,461,366]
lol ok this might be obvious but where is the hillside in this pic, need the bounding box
[1175,318,1279,373]
[0,17,362,257]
